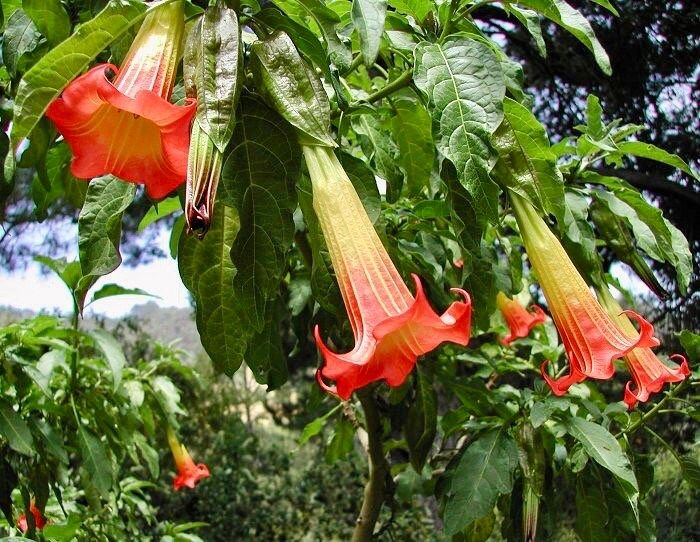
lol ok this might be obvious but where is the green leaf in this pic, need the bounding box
[89,284,158,305]
[567,418,638,497]
[151,375,185,418]
[0,401,34,456]
[616,141,699,180]
[35,420,68,465]
[288,0,352,70]
[22,0,71,46]
[353,115,403,201]
[250,31,335,147]
[11,0,148,146]
[299,406,340,445]
[256,8,327,71]
[492,97,565,221]
[414,35,505,236]
[89,329,125,390]
[219,95,302,332]
[33,255,82,293]
[76,176,136,310]
[352,0,386,65]
[178,203,250,376]
[679,455,700,489]
[586,173,692,293]
[325,418,355,464]
[504,5,546,57]
[2,9,42,77]
[589,0,619,15]
[388,0,432,22]
[575,469,609,542]
[245,298,289,389]
[678,330,700,363]
[517,0,611,74]
[338,151,381,223]
[184,2,243,153]
[391,97,434,194]
[77,427,112,498]
[137,197,181,232]
[440,429,519,535]
[405,369,437,472]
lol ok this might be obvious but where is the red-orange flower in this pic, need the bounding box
[17,501,45,533]
[597,287,690,409]
[496,291,547,346]
[167,428,210,490]
[509,192,659,395]
[46,1,195,199]
[306,146,472,400]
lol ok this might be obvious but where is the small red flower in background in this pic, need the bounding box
[509,192,659,396]
[496,291,547,346]
[45,1,195,199]
[306,146,472,400]
[167,428,210,490]
[597,287,689,409]
[17,501,46,533]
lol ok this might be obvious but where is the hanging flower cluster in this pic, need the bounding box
[509,192,663,397]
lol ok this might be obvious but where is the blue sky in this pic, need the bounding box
[0,226,190,318]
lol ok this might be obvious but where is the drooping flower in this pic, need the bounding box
[17,501,45,533]
[496,291,547,346]
[167,428,210,490]
[597,287,689,408]
[306,146,472,400]
[509,191,659,395]
[46,1,195,199]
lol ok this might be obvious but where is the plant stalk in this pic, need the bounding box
[352,388,389,542]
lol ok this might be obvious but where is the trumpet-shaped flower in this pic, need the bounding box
[509,192,659,395]
[496,291,547,346]
[46,1,195,199]
[17,501,45,533]
[167,428,210,490]
[306,146,472,400]
[185,121,223,237]
[597,287,689,408]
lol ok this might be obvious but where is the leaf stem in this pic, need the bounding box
[346,70,413,113]
[352,388,389,542]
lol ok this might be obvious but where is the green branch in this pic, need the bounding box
[346,70,413,113]
[616,379,690,437]
[352,388,390,542]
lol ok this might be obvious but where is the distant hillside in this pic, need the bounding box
[0,302,203,357]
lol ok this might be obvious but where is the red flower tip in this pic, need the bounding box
[173,461,211,491]
[497,292,547,346]
[623,354,690,409]
[17,503,46,533]
[316,274,472,400]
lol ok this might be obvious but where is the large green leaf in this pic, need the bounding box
[2,9,42,77]
[517,0,611,74]
[22,0,71,46]
[77,427,112,498]
[492,97,565,221]
[11,0,148,146]
[183,2,242,153]
[178,203,250,376]
[219,95,302,332]
[388,0,432,22]
[250,31,335,147]
[440,429,519,535]
[391,97,434,194]
[76,176,136,310]
[567,418,638,500]
[414,35,505,236]
[89,329,125,390]
[353,115,403,201]
[352,0,387,65]
[0,401,34,456]
[575,469,609,542]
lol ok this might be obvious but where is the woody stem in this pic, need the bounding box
[352,388,389,542]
